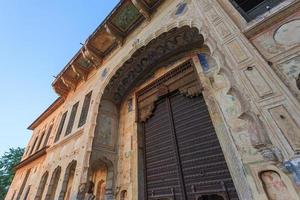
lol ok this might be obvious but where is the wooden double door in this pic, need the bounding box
[143,91,239,200]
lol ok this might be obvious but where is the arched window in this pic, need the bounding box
[36,131,46,151]
[34,171,49,200]
[23,185,31,200]
[78,91,92,128]
[16,169,31,200]
[28,137,38,155]
[58,161,77,200]
[11,190,16,200]
[45,166,61,200]
[24,145,30,156]
[54,112,68,142]
[43,124,53,147]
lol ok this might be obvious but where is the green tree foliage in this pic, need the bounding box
[0,147,24,200]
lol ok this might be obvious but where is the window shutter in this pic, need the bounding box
[28,137,38,155]
[78,91,92,128]
[54,111,68,142]
[230,0,285,21]
[65,102,79,136]
[43,125,53,147]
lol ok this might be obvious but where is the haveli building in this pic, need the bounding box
[5,0,300,199]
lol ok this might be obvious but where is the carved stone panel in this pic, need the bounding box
[215,21,232,40]
[243,66,273,99]
[277,55,300,100]
[206,7,221,23]
[269,105,300,152]
[226,39,249,63]
[103,26,204,104]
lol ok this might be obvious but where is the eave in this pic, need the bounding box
[52,0,165,98]
[14,146,48,171]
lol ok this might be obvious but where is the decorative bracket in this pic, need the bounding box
[131,0,151,20]
[71,64,89,81]
[105,22,125,46]
[81,44,103,69]
[61,75,77,91]
[53,80,70,98]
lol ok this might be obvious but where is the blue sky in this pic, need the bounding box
[0,0,119,155]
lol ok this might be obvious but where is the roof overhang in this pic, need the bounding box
[52,0,165,99]
[14,146,48,171]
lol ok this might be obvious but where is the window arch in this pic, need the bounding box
[16,169,31,200]
[36,131,46,151]
[54,111,68,142]
[43,124,53,147]
[58,160,77,200]
[28,136,38,155]
[45,166,61,200]
[34,171,49,200]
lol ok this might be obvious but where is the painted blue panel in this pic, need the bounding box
[175,3,187,15]
[197,53,210,72]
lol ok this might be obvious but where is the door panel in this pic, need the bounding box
[170,93,238,200]
[144,92,239,200]
[144,99,184,199]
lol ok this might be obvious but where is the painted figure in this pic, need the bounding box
[261,171,293,200]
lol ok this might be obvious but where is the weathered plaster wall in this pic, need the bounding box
[82,0,300,198]
[6,0,300,199]
[250,10,300,102]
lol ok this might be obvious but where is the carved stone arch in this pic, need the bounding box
[102,26,205,105]
[34,171,49,200]
[91,19,208,112]
[45,166,62,200]
[88,21,254,200]
[89,156,114,200]
[58,160,77,200]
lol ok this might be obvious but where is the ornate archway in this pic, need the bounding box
[102,26,204,104]
[88,24,270,199]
